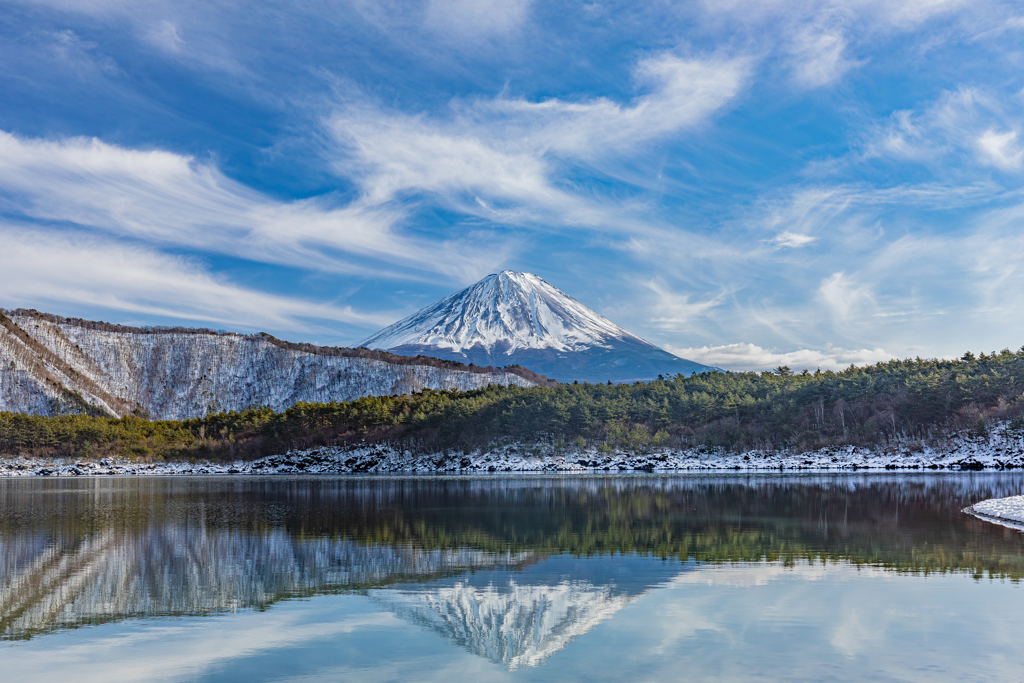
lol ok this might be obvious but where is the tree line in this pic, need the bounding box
[3,348,1024,461]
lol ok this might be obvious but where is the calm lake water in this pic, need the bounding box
[2,474,1024,682]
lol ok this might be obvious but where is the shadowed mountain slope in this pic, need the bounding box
[360,271,716,383]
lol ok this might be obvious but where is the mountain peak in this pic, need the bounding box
[359,273,716,383]
[360,271,641,355]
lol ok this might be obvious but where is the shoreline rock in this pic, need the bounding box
[4,421,1024,476]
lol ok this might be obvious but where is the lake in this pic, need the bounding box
[2,473,1024,682]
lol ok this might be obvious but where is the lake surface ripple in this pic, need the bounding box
[2,473,1023,682]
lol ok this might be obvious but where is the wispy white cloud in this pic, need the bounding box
[701,0,972,28]
[864,87,1024,172]
[626,176,1012,360]
[476,54,749,155]
[889,0,972,23]
[786,23,857,88]
[817,271,874,319]
[0,225,391,331]
[45,29,122,78]
[326,53,748,229]
[329,107,561,212]
[645,280,725,330]
[757,186,861,244]
[770,231,817,248]
[0,131,504,282]
[147,19,185,54]
[424,0,532,39]
[699,0,976,88]
[977,129,1023,169]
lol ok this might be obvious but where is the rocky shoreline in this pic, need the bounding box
[4,422,1024,476]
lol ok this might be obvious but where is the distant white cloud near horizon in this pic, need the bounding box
[668,342,893,373]
[1,0,1023,370]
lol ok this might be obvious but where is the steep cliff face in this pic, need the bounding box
[0,310,541,420]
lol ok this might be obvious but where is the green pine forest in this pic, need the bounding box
[4,349,1024,462]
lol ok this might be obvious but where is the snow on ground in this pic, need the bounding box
[965,495,1024,532]
[5,421,1024,477]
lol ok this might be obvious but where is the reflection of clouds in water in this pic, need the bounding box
[648,601,732,656]
[650,562,931,668]
[829,600,888,659]
[4,560,1024,682]
[3,604,397,683]
[664,562,905,659]
[667,561,835,588]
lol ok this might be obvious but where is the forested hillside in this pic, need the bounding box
[3,348,1024,462]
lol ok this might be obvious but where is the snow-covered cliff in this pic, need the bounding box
[0,309,540,420]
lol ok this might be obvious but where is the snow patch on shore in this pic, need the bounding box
[5,420,1024,476]
[965,495,1024,532]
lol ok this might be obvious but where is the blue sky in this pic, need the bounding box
[2,0,1023,371]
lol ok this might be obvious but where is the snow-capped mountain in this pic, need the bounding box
[0,309,541,419]
[359,271,716,383]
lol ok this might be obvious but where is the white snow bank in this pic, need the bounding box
[5,418,1024,477]
[966,495,1024,532]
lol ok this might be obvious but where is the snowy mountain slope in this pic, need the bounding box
[0,309,540,420]
[360,271,716,383]
[362,271,634,354]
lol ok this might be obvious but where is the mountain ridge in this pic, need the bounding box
[360,271,716,383]
[0,308,544,419]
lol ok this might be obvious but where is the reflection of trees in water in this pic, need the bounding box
[0,527,533,640]
[2,474,1024,643]
[278,474,1024,576]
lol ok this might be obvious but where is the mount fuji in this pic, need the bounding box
[359,271,716,383]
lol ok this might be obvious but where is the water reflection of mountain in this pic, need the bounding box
[372,556,682,669]
[2,474,1024,652]
[0,528,535,640]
